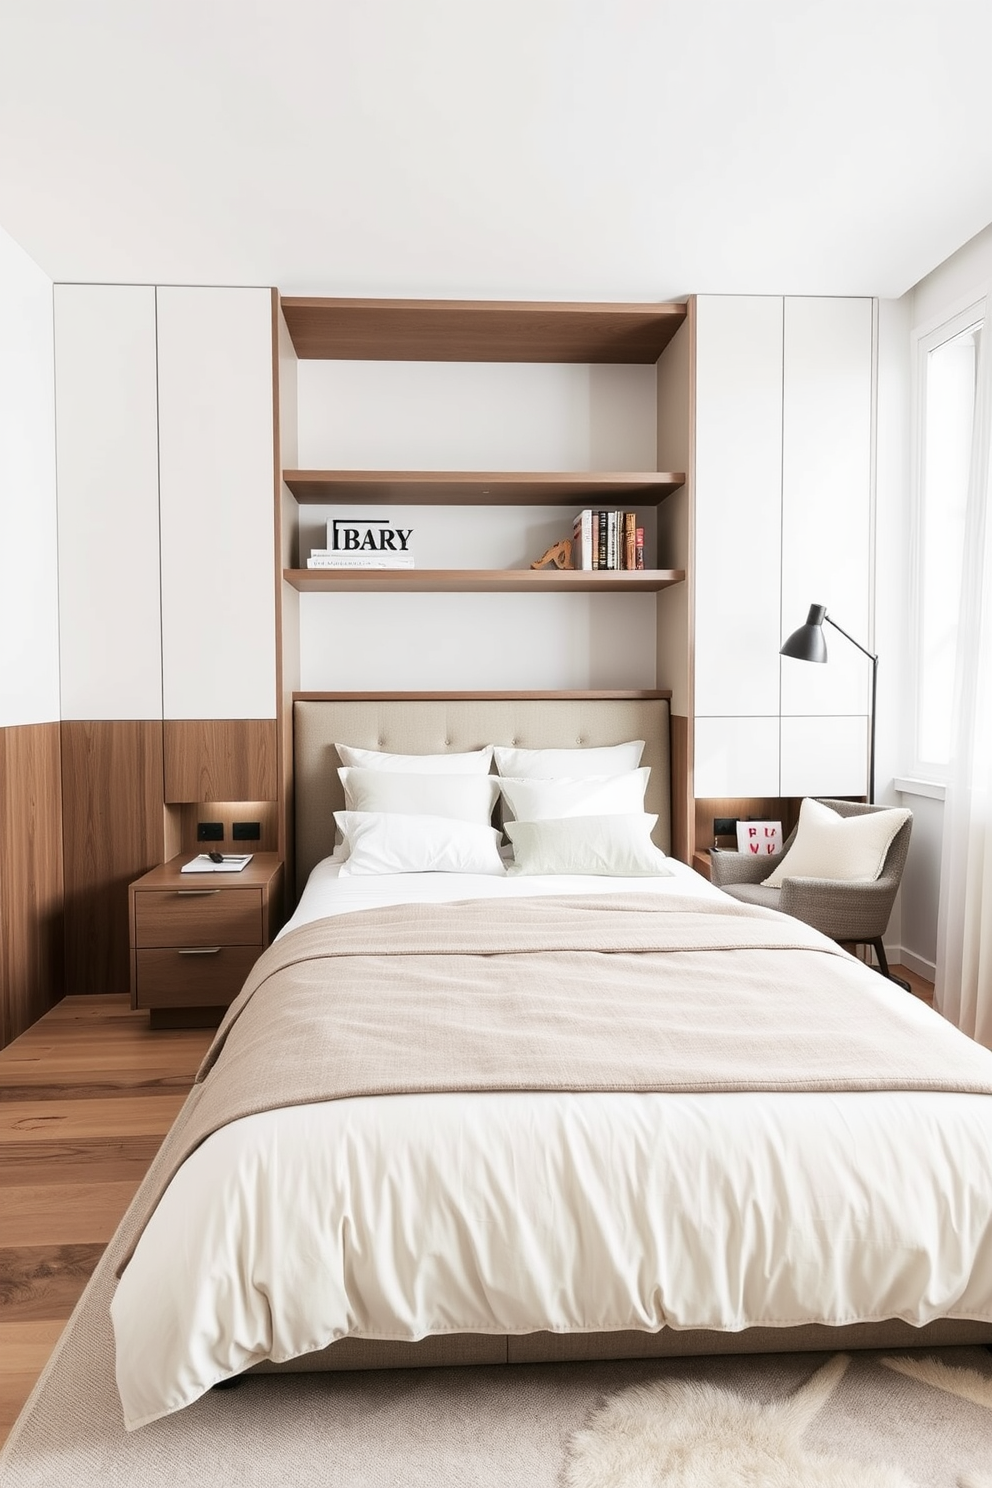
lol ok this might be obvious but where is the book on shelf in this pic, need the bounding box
[572,509,594,570]
[573,509,644,570]
[307,550,416,569]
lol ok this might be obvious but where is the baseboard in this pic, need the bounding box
[889,944,936,983]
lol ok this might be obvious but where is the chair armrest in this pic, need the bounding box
[778,876,898,940]
[709,850,781,888]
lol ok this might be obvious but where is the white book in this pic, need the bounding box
[572,509,594,570]
[307,552,416,569]
[180,854,253,874]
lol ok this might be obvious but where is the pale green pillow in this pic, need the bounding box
[505,814,674,877]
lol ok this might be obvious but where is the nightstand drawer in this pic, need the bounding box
[134,945,263,1008]
[134,888,264,947]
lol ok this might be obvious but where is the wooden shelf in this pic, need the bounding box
[285,568,686,594]
[284,470,686,506]
[281,297,687,364]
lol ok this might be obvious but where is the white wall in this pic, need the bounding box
[0,226,59,727]
[296,361,659,691]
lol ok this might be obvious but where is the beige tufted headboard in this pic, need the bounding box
[293,692,672,891]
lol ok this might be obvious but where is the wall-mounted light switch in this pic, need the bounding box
[197,821,224,841]
[232,821,261,841]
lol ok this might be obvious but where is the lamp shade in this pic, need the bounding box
[780,603,828,663]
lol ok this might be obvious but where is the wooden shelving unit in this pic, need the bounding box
[281,297,687,364]
[284,470,686,506]
[285,568,685,594]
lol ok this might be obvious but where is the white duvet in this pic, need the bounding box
[112,860,992,1428]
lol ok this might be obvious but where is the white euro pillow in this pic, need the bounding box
[505,814,673,877]
[763,798,912,888]
[334,812,505,877]
[338,767,500,826]
[336,743,494,773]
[492,740,644,779]
[498,768,650,824]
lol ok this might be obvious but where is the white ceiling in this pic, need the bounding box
[2,0,991,300]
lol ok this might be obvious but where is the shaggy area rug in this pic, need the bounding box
[563,1350,992,1488]
[3,1336,992,1486]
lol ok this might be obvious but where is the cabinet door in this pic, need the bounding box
[55,285,161,720]
[157,287,276,721]
[780,298,873,720]
[780,716,868,797]
[694,296,783,719]
[694,717,780,798]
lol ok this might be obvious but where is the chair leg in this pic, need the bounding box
[870,937,912,992]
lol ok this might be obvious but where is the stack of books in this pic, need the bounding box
[307,517,416,569]
[572,510,645,571]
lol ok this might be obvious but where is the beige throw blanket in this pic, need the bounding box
[118,892,992,1274]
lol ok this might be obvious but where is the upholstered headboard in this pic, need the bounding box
[293,693,672,891]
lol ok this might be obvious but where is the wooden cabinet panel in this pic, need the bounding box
[157,286,277,722]
[164,718,278,802]
[134,946,262,1008]
[54,286,162,721]
[693,297,783,718]
[780,298,873,719]
[0,724,64,1048]
[134,888,263,947]
[61,721,166,997]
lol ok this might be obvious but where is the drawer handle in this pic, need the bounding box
[177,889,221,898]
[177,946,222,956]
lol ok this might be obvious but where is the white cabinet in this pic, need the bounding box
[55,285,162,721]
[157,287,277,721]
[0,227,59,728]
[692,295,874,800]
[694,296,783,718]
[780,297,872,719]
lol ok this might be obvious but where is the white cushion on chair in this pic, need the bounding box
[763,798,911,888]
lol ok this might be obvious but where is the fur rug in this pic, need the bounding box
[564,1352,992,1488]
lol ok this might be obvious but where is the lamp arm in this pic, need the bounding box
[823,613,877,664]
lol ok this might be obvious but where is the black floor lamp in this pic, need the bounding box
[779,603,878,805]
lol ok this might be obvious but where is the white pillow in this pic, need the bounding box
[492,740,644,779]
[498,768,650,824]
[505,814,674,877]
[338,767,500,826]
[763,798,912,888]
[335,812,505,876]
[336,743,494,774]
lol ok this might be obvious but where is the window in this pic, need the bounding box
[913,302,984,775]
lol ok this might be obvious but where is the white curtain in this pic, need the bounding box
[935,295,992,1048]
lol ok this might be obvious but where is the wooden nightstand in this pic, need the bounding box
[129,853,284,1028]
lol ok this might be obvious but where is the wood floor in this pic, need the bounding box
[0,968,934,1447]
[0,996,213,1446]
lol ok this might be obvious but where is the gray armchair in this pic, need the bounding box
[708,798,913,983]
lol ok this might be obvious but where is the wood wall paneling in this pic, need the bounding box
[0,725,64,1048]
[60,722,167,998]
[164,719,278,803]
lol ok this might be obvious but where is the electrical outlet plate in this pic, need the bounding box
[713,817,738,838]
[197,821,224,842]
[232,821,261,841]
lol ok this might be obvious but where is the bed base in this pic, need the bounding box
[252,1318,992,1374]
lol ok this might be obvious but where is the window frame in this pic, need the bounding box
[909,294,985,782]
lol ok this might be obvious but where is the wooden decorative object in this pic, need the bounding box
[530,540,573,571]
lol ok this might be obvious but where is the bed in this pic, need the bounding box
[109,693,992,1430]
